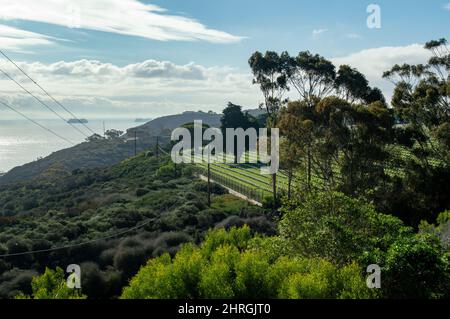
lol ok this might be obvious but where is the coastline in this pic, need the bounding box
[0,118,139,173]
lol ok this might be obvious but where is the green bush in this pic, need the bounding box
[420,210,450,250]
[193,181,228,195]
[262,195,281,210]
[121,227,372,299]
[0,269,37,298]
[382,235,450,299]
[279,192,411,264]
[155,163,178,180]
[135,188,149,197]
[16,267,86,299]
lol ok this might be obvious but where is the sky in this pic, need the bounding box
[0,0,449,120]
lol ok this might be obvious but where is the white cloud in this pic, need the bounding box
[312,29,328,39]
[444,3,450,10]
[2,59,220,80]
[0,24,57,52]
[0,43,440,118]
[331,44,432,101]
[0,58,259,118]
[0,0,243,43]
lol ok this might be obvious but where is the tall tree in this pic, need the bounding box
[249,51,288,206]
[380,38,450,224]
[282,51,336,103]
[278,103,308,198]
[335,65,370,103]
[220,102,259,163]
[248,51,289,123]
[280,51,337,187]
[383,38,450,163]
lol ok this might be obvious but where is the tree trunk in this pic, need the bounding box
[287,169,292,200]
[272,173,277,212]
[307,147,312,190]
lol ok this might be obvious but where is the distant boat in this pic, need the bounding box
[135,118,152,123]
[67,118,88,124]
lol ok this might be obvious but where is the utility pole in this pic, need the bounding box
[103,121,106,138]
[155,135,159,160]
[207,152,211,207]
[134,130,137,156]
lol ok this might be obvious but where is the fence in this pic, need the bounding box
[192,165,270,203]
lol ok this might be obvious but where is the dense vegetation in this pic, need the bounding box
[1,38,449,300]
[251,39,450,227]
[121,226,376,299]
[0,154,273,298]
[121,222,448,299]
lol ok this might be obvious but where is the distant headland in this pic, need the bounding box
[135,118,152,123]
[67,118,88,124]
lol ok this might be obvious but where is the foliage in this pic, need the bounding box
[419,210,450,250]
[0,154,272,299]
[16,267,86,299]
[121,227,373,299]
[382,235,450,299]
[279,192,411,264]
[248,51,288,119]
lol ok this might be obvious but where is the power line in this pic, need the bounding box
[0,49,96,135]
[0,217,154,258]
[0,67,89,138]
[0,99,74,145]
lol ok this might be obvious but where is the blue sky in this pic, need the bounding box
[0,0,449,119]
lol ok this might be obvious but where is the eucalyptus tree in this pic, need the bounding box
[279,51,336,188]
[248,51,289,123]
[282,51,336,103]
[249,51,289,204]
[380,38,450,224]
[335,65,368,103]
[383,38,450,164]
[278,101,313,196]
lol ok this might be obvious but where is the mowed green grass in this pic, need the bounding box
[190,143,443,201]
[191,152,290,199]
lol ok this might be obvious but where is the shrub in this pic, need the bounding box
[234,250,272,298]
[16,267,86,299]
[79,262,122,298]
[113,245,152,278]
[279,191,411,264]
[262,195,282,210]
[0,269,37,299]
[122,245,204,299]
[193,181,228,195]
[382,235,450,299]
[155,163,178,180]
[135,188,149,197]
[121,227,371,299]
[420,210,450,250]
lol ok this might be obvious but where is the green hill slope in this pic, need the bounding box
[0,153,273,299]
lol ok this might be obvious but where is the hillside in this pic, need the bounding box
[127,110,222,136]
[0,109,262,186]
[0,137,159,186]
[127,109,264,136]
[0,153,273,298]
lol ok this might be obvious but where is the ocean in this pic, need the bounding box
[0,119,140,173]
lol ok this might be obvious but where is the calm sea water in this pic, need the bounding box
[0,119,139,173]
